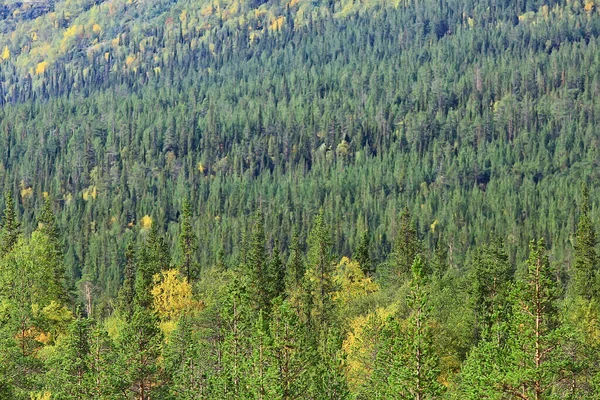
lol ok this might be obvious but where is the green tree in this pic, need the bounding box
[266,241,285,302]
[470,237,512,343]
[247,212,268,312]
[305,210,336,329]
[117,240,136,320]
[0,192,19,256]
[573,182,598,301]
[392,207,422,280]
[178,198,198,282]
[503,239,566,400]
[116,307,164,400]
[372,256,441,400]
[355,230,373,276]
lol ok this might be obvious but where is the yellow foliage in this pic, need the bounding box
[585,1,595,12]
[201,4,214,16]
[125,54,136,67]
[82,186,97,201]
[35,61,49,75]
[343,307,393,390]
[140,214,153,229]
[198,162,205,174]
[92,23,102,34]
[180,10,188,22]
[154,66,161,74]
[30,391,52,400]
[430,219,438,233]
[151,269,196,320]
[333,257,379,309]
[270,16,285,31]
[19,181,33,199]
[1,46,9,61]
[63,25,79,39]
[31,31,38,41]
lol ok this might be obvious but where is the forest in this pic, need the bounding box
[1,0,600,397]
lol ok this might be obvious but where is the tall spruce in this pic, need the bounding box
[305,210,335,329]
[355,230,373,276]
[247,211,269,312]
[503,239,565,400]
[573,183,598,301]
[392,207,421,280]
[178,198,198,282]
[0,192,19,256]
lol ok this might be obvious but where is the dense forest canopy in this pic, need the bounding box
[1,0,600,397]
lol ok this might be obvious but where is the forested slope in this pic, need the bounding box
[1,0,600,397]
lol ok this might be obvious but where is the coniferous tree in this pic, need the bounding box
[45,316,94,398]
[305,210,336,329]
[392,207,421,280]
[117,240,137,320]
[117,307,164,400]
[371,255,441,400]
[266,241,285,302]
[178,198,198,282]
[355,230,373,276]
[503,239,566,400]
[286,230,304,289]
[0,192,19,256]
[36,197,68,304]
[470,238,513,343]
[247,212,268,312]
[573,183,598,301]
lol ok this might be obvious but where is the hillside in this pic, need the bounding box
[1,0,600,397]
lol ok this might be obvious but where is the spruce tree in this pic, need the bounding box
[178,198,198,282]
[247,211,268,312]
[470,237,512,343]
[266,241,285,302]
[305,210,335,329]
[117,240,137,320]
[503,239,565,400]
[355,229,373,276]
[0,192,19,256]
[573,182,598,301]
[392,207,421,280]
[36,197,68,304]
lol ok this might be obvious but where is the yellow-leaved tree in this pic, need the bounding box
[1,45,10,61]
[333,257,379,315]
[151,269,198,321]
[343,307,393,391]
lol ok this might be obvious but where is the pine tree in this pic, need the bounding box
[178,198,198,282]
[573,182,598,301]
[0,192,20,256]
[247,311,280,399]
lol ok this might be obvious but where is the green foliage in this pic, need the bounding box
[573,182,599,301]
